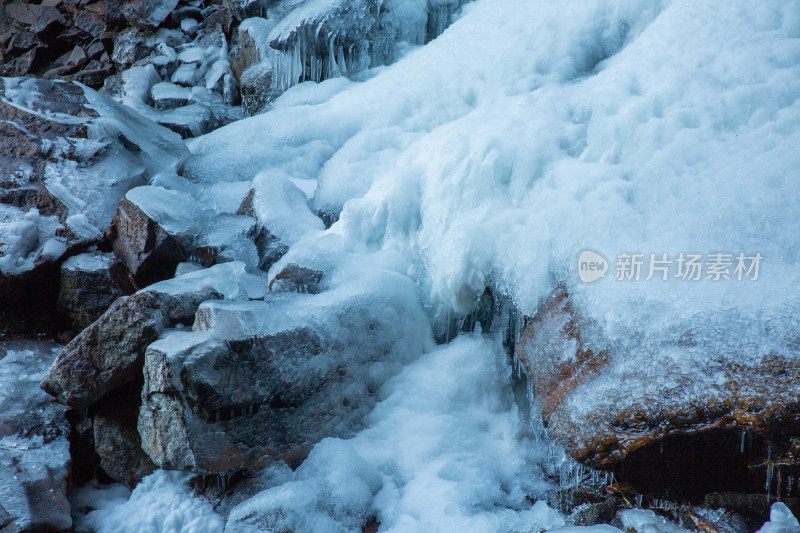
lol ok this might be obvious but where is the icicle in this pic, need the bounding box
[636,494,643,507]
[777,468,782,501]
[766,463,774,497]
[740,429,746,453]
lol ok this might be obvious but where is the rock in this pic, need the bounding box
[107,193,188,288]
[0,341,72,532]
[239,59,275,115]
[224,0,269,21]
[237,189,288,271]
[138,276,429,474]
[122,0,179,31]
[57,251,130,333]
[41,286,223,409]
[92,380,156,488]
[171,61,198,86]
[515,287,800,502]
[229,16,274,82]
[269,263,324,294]
[74,11,106,36]
[571,499,621,527]
[31,6,66,40]
[111,28,155,69]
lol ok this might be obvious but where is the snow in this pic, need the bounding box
[0,205,64,275]
[185,0,800,415]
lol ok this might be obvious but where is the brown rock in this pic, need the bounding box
[515,287,800,501]
[41,287,222,409]
[93,381,156,488]
[108,197,186,288]
[269,263,324,294]
[57,252,129,333]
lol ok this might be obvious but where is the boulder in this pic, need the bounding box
[107,195,187,288]
[138,274,429,474]
[515,287,800,502]
[41,286,223,409]
[122,0,179,31]
[229,16,274,82]
[269,263,323,294]
[0,341,72,532]
[151,81,191,110]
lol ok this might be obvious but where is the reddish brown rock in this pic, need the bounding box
[41,287,222,409]
[515,287,800,501]
[108,197,186,289]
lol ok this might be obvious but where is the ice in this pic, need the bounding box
[0,205,64,275]
[89,0,800,530]
[119,65,162,108]
[187,0,800,372]
[251,169,325,247]
[75,470,223,533]
[756,503,800,533]
[62,251,115,272]
[226,335,553,533]
[144,261,268,300]
[620,509,689,533]
[124,185,203,236]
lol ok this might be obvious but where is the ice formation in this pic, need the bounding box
[47,0,800,530]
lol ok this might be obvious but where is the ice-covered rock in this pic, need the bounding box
[0,76,185,333]
[0,341,71,532]
[41,286,223,409]
[122,0,180,31]
[107,188,193,287]
[138,269,429,474]
[515,288,800,501]
[151,81,192,110]
[58,251,132,333]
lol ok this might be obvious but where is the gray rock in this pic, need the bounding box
[139,284,427,474]
[41,287,223,409]
[0,341,71,532]
[111,29,156,69]
[122,0,180,31]
[239,59,276,115]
